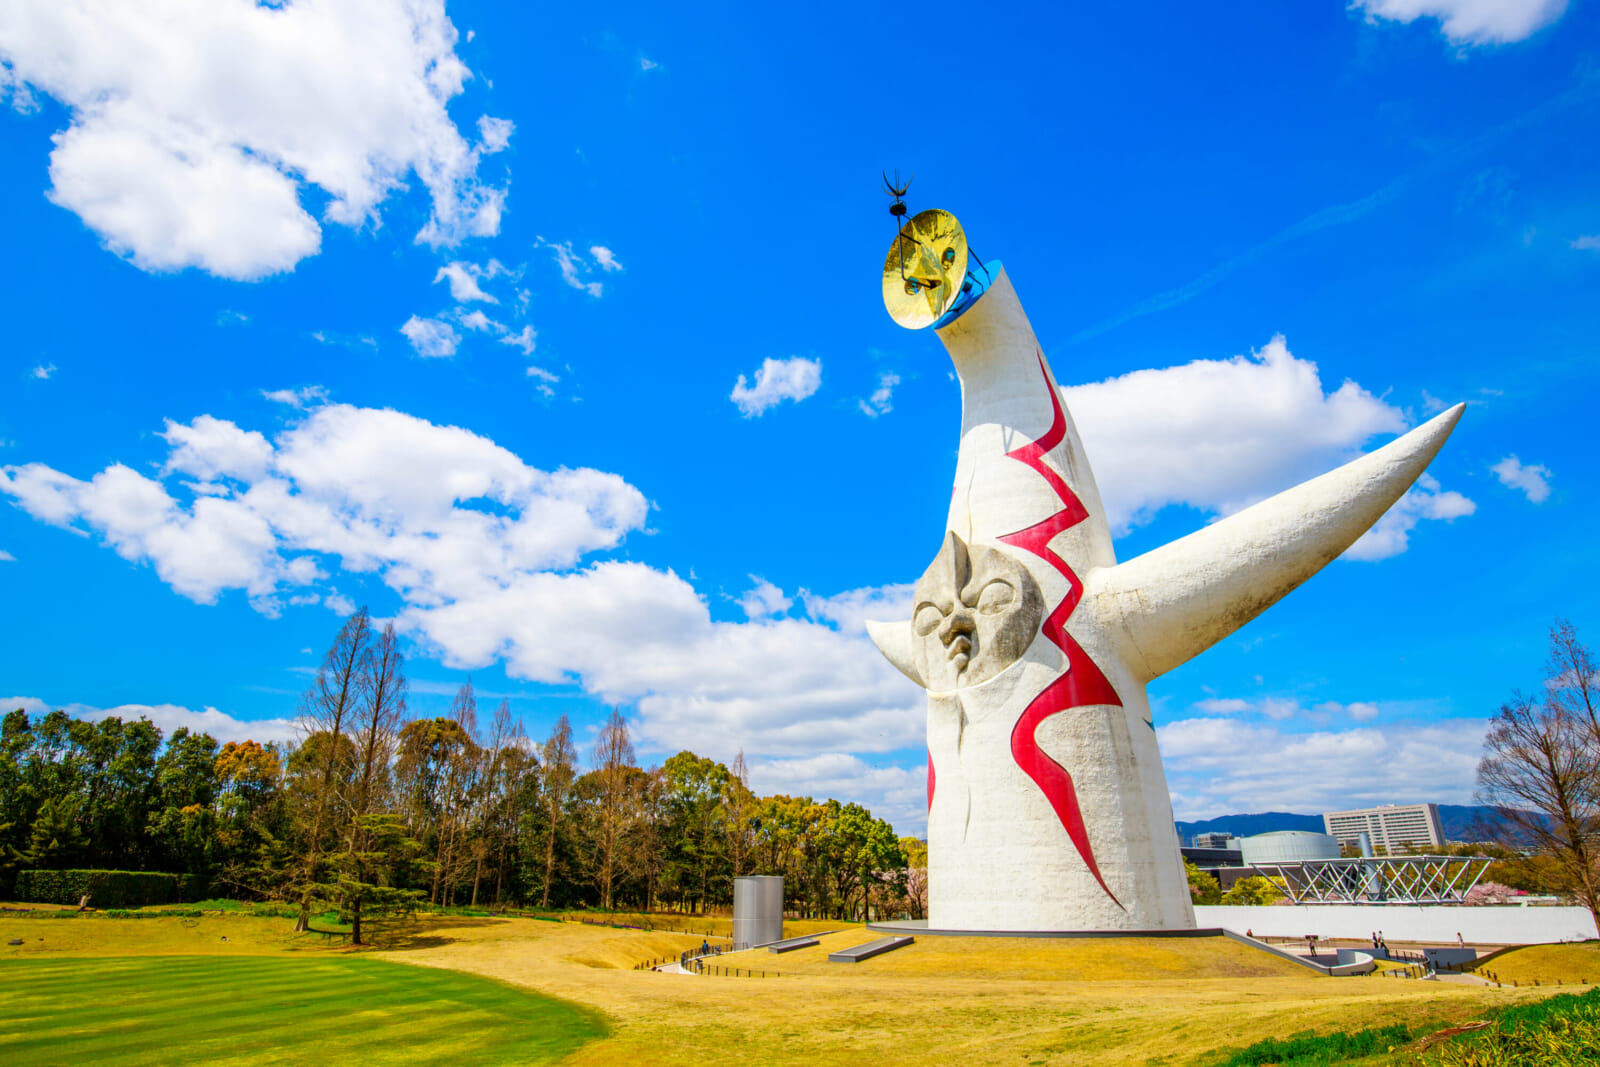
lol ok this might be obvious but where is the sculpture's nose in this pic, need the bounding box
[940,606,975,646]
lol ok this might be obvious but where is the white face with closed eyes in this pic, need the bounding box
[911,531,1043,692]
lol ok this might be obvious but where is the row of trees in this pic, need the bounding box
[1,609,919,941]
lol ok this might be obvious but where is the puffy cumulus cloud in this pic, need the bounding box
[1,406,922,765]
[404,566,923,759]
[1491,455,1553,503]
[161,415,273,482]
[1345,473,1475,560]
[0,549,14,561]
[30,362,56,380]
[1573,235,1600,251]
[749,753,928,835]
[731,357,822,417]
[2,695,296,744]
[400,315,461,358]
[0,0,509,280]
[1354,0,1568,45]
[1158,715,1487,819]
[1,405,649,608]
[1064,335,1471,552]
[590,246,623,272]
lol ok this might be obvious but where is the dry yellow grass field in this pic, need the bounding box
[1477,942,1600,986]
[0,911,1581,1065]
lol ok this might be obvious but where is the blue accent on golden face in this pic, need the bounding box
[934,258,999,329]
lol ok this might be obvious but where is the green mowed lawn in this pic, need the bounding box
[0,955,606,1065]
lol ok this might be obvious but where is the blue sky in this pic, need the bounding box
[1,0,1595,831]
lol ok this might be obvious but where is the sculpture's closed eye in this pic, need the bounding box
[914,603,945,636]
[973,579,1014,615]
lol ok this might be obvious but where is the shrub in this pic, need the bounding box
[1426,987,1600,1065]
[15,870,186,908]
[1213,1024,1415,1065]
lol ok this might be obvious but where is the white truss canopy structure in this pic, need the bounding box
[1251,855,1491,905]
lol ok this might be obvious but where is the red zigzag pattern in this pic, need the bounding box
[995,352,1124,907]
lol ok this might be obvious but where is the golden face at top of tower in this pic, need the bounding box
[882,209,967,329]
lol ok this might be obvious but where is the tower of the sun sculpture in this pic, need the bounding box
[870,206,1463,932]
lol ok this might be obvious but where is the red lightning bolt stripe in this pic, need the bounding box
[997,351,1124,908]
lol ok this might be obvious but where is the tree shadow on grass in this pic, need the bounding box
[365,916,512,952]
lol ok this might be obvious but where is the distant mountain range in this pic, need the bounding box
[1176,805,1512,843]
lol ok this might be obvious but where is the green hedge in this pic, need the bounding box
[14,870,188,908]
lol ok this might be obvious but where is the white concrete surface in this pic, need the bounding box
[1195,904,1599,945]
[870,264,1462,934]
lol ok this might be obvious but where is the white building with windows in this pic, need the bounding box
[1323,804,1445,853]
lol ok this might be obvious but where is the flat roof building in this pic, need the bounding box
[1323,803,1444,853]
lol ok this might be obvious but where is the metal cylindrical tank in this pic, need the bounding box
[732,875,783,948]
[1239,831,1341,865]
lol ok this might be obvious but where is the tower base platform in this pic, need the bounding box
[867,919,1223,939]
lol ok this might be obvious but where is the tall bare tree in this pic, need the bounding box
[725,749,757,880]
[536,714,577,907]
[468,698,514,908]
[293,607,372,932]
[1478,620,1600,930]
[589,707,636,910]
[332,621,412,944]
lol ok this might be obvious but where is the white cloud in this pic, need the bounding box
[731,357,822,417]
[0,549,14,561]
[1345,473,1475,560]
[500,326,537,356]
[0,0,506,280]
[801,583,914,635]
[2,406,924,774]
[1065,335,1471,548]
[1491,454,1553,503]
[1193,696,1383,722]
[739,577,792,619]
[456,309,503,334]
[310,331,378,351]
[476,115,514,154]
[30,363,56,380]
[750,753,927,834]
[1159,715,1487,819]
[1,59,38,113]
[1574,235,1600,251]
[1353,0,1568,45]
[590,246,623,272]
[1,405,651,608]
[261,385,329,409]
[434,261,500,303]
[858,372,900,418]
[161,415,273,482]
[400,315,460,358]
[2,694,295,744]
[639,57,660,72]
[539,239,606,297]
